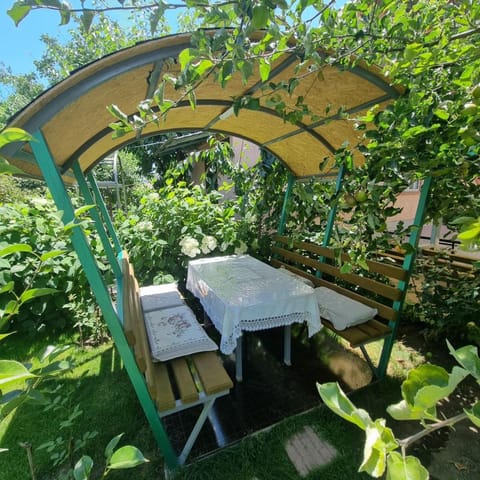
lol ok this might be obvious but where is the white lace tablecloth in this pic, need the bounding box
[186,255,322,354]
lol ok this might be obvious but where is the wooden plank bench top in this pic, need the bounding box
[271,235,403,349]
[121,252,233,455]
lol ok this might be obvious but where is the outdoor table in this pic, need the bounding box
[186,254,322,381]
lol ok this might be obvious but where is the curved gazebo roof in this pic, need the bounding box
[2,31,402,183]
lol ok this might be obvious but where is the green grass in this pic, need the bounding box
[0,334,162,480]
[1,331,423,480]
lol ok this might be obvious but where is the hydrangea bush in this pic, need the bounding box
[115,180,258,285]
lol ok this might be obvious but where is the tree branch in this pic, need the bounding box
[398,412,469,451]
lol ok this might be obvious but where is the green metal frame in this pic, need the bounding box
[86,171,122,255]
[73,161,121,279]
[29,131,180,470]
[277,174,296,235]
[376,175,433,377]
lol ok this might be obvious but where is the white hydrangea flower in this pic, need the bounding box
[31,197,49,207]
[201,235,217,254]
[137,220,153,232]
[180,236,201,258]
[147,192,159,201]
[234,240,248,255]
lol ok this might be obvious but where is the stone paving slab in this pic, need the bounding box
[285,426,337,477]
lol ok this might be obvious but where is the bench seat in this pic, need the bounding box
[121,253,233,464]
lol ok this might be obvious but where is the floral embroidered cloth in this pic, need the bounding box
[186,255,321,354]
[144,305,218,362]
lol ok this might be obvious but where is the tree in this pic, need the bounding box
[5,1,480,243]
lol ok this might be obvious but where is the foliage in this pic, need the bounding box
[115,179,254,284]
[318,341,480,479]
[407,252,480,346]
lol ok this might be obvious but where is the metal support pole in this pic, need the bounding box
[277,174,295,235]
[30,131,179,470]
[86,171,122,255]
[377,176,433,378]
[72,161,121,279]
[322,165,345,248]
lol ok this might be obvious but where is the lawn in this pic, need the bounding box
[1,327,479,480]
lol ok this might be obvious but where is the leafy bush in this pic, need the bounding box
[408,252,480,346]
[115,180,258,285]
[0,197,103,338]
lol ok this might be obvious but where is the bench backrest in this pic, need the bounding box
[271,235,408,324]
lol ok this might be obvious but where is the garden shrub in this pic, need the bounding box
[115,180,259,285]
[0,197,106,340]
[408,252,480,346]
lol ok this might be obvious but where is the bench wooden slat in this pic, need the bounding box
[192,351,234,395]
[272,245,402,301]
[149,362,176,412]
[170,357,200,404]
[273,235,408,281]
[323,319,391,348]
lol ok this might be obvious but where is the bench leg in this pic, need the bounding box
[235,336,243,382]
[360,344,377,377]
[178,398,216,465]
[283,325,292,366]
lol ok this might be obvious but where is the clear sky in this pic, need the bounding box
[0,5,73,75]
[0,1,347,78]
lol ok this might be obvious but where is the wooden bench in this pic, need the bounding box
[121,254,233,465]
[271,235,410,377]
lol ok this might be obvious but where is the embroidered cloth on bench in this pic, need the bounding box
[144,305,218,362]
[314,287,378,331]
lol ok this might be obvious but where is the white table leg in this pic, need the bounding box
[235,335,243,382]
[284,325,292,366]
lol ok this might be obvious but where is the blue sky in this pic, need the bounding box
[0,1,347,78]
[0,6,73,75]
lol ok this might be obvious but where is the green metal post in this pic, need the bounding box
[377,176,433,378]
[322,165,345,248]
[72,161,121,279]
[30,131,180,470]
[86,171,122,255]
[277,174,295,235]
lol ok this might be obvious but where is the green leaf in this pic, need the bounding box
[458,226,480,241]
[360,419,398,477]
[105,433,124,462]
[81,11,95,32]
[107,104,129,123]
[259,58,271,82]
[0,128,33,148]
[0,158,25,176]
[0,244,33,257]
[0,360,36,388]
[40,250,67,262]
[179,48,197,70]
[252,5,269,29]
[465,401,480,428]
[20,288,58,303]
[386,451,429,480]
[414,366,469,410]
[6,5,31,26]
[73,455,93,480]
[433,108,449,120]
[0,281,14,295]
[59,1,71,25]
[387,399,426,421]
[0,332,15,341]
[448,341,480,380]
[40,344,73,362]
[108,445,149,469]
[74,205,96,217]
[317,382,372,430]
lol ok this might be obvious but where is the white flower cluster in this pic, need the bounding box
[201,235,217,254]
[234,240,248,255]
[137,220,153,232]
[180,236,201,258]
